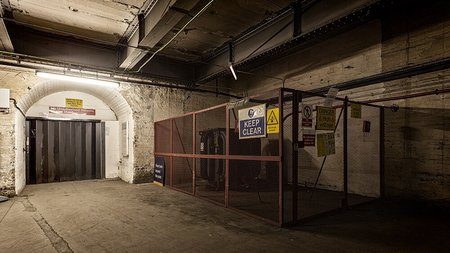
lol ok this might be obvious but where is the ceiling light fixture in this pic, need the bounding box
[36,72,119,88]
[229,64,237,80]
[228,43,237,80]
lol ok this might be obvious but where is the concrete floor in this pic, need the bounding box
[0,180,449,253]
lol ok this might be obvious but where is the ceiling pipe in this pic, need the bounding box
[0,50,240,98]
[136,0,215,72]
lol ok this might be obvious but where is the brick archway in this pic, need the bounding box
[14,80,134,194]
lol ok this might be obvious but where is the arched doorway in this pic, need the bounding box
[14,81,134,193]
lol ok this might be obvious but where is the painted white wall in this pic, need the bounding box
[14,112,26,194]
[117,112,134,183]
[26,91,116,121]
[105,121,120,179]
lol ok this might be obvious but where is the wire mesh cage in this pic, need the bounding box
[154,88,384,226]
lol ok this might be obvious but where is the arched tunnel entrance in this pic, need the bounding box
[14,81,133,193]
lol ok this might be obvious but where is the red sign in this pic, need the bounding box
[303,134,315,147]
[49,106,96,116]
[302,105,313,128]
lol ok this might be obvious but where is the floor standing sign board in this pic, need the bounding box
[154,157,165,186]
[239,104,266,139]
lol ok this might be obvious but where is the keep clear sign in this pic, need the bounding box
[239,104,266,139]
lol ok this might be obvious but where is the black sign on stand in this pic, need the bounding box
[154,157,165,186]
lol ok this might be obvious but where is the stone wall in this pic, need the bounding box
[123,85,228,184]
[381,1,450,201]
[223,2,450,200]
[0,66,227,195]
[0,104,17,197]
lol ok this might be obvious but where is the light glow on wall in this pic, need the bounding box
[36,72,119,89]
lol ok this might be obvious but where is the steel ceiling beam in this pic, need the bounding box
[194,0,385,84]
[7,24,194,85]
[119,0,202,70]
[0,0,13,52]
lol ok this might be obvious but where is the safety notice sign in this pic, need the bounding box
[302,104,313,128]
[49,106,95,116]
[351,103,362,119]
[303,134,315,146]
[316,106,336,131]
[239,104,266,139]
[65,98,83,108]
[317,133,335,157]
[266,108,279,134]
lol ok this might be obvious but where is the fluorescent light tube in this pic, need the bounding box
[229,64,237,80]
[37,72,119,88]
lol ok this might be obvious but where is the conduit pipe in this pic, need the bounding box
[0,51,240,98]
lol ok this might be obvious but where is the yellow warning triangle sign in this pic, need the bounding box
[268,110,278,125]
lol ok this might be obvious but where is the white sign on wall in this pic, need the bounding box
[0,88,10,109]
[238,104,266,139]
[121,121,129,157]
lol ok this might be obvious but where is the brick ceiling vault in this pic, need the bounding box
[17,81,132,118]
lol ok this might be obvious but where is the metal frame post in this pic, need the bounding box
[278,88,284,225]
[154,122,157,183]
[170,119,174,187]
[192,114,196,195]
[342,97,349,208]
[379,107,385,199]
[292,91,300,222]
[225,107,230,207]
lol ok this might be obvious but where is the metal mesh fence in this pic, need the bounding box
[172,156,193,193]
[281,89,294,223]
[297,98,345,220]
[155,119,171,153]
[195,158,225,205]
[173,115,193,154]
[196,107,226,155]
[154,88,383,226]
[229,160,279,222]
[347,103,381,206]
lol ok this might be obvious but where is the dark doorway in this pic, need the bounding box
[26,118,105,184]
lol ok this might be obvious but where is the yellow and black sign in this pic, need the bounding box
[65,98,83,109]
[316,106,336,130]
[351,103,362,119]
[317,133,335,157]
[266,108,279,134]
